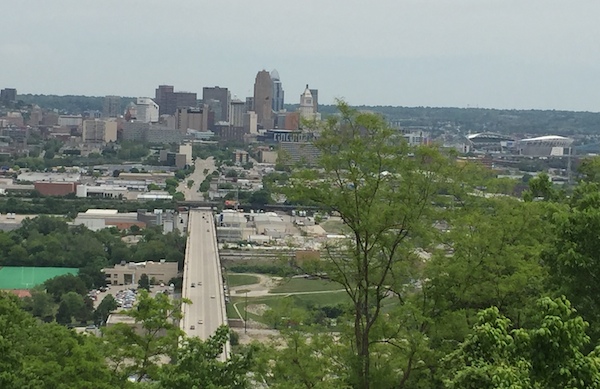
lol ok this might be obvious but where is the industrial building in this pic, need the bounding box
[103,260,178,286]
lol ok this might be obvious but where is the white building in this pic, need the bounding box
[298,85,320,122]
[58,115,83,128]
[518,135,573,156]
[135,98,159,123]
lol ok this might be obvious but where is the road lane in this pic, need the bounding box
[181,208,230,360]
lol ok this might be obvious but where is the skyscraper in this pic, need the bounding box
[270,69,284,112]
[154,85,197,116]
[253,70,274,129]
[309,88,318,113]
[299,85,315,120]
[202,86,231,122]
[230,99,245,127]
[103,95,121,118]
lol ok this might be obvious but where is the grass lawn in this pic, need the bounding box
[270,277,343,294]
[226,302,241,320]
[226,274,260,287]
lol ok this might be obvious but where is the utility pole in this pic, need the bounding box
[244,291,248,334]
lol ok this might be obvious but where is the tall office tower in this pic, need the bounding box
[202,86,230,122]
[245,97,254,113]
[270,69,285,112]
[103,95,121,117]
[243,111,258,134]
[0,88,17,103]
[176,105,209,133]
[135,98,159,123]
[155,85,197,116]
[309,88,318,112]
[230,99,245,127]
[299,85,316,120]
[155,85,174,116]
[253,70,274,129]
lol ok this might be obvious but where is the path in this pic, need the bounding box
[177,157,216,201]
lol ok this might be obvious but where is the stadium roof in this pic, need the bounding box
[520,135,571,142]
[467,132,515,142]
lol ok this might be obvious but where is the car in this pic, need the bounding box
[198,319,203,324]
[211,295,216,299]
[207,229,210,232]
[198,281,202,286]
[191,283,195,288]
[190,325,195,330]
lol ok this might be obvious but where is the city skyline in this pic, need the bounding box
[2,1,600,112]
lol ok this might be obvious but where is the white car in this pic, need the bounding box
[198,319,203,324]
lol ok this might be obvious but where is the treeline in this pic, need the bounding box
[0,290,251,388]
[0,216,186,287]
[0,197,176,217]
[317,104,600,136]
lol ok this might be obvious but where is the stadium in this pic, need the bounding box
[467,133,515,153]
[517,135,573,156]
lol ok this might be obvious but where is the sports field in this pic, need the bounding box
[0,267,78,289]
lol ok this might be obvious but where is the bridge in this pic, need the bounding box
[180,208,230,361]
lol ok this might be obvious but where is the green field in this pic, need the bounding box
[0,267,78,289]
[270,277,343,294]
[231,290,351,326]
[226,274,260,287]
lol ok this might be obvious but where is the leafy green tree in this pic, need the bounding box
[543,181,600,341]
[158,326,254,389]
[102,290,186,382]
[44,274,88,302]
[445,297,600,389]
[286,102,455,389]
[139,273,150,291]
[94,294,118,326]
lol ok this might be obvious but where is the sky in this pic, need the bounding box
[2,0,600,111]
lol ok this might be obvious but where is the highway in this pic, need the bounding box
[181,208,230,360]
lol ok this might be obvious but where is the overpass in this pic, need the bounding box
[180,208,230,360]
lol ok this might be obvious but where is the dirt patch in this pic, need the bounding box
[246,303,270,316]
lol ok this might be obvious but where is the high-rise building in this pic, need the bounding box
[243,111,258,135]
[202,86,230,122]
[230,99,245,127]
[135,98,159,123]
[154,85,197,116]
[253,70,274,129]
[245,97,254,113]
[176,105,210,133]
[309,88,318,113]
[83,119,118,143]
[271,69,284,112]
[103,95,121,118]
[0,88,17,103]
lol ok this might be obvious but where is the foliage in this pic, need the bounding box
[445,296,600,389]
[157,326,254,389]
[102,290,186,382]
[286,102,456,388]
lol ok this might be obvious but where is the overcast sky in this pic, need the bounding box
[2,0,600,111]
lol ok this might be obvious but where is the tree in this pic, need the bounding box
[139,273,150,291]
[157,326,254,389]
[445,296,600,389]
[44,274,87,302]
[286,102,455,389]
[102,290,186,382]
[94,294,118,326]
[543,181,600,341]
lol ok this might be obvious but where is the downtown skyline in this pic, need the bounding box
[2,1,600,112]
